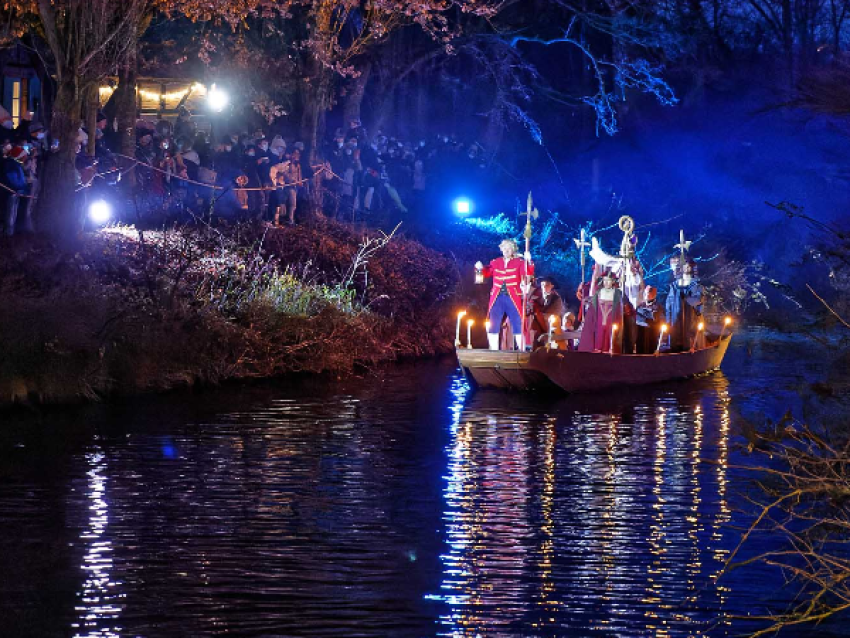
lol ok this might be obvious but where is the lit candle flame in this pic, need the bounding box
[698,322,704,331]
[724,316,732,325]
[467,319,474,327]
[661,324,668,333]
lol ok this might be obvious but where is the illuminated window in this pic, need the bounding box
[11,80,21,127]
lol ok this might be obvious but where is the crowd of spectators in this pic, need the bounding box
[324,118,492,225]
[1,103,496,235]
[0,107,48,235]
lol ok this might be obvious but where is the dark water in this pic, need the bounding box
[1,328,848,637]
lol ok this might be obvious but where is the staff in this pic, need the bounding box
[522,192,538,350]
[573,227,590,285]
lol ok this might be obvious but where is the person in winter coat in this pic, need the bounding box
[1,146,30,235]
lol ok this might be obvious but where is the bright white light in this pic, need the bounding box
[453,198,472,215]
[208,84,229,113]
[89,200,112,225]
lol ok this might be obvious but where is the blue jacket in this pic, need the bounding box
[0,157,27,193]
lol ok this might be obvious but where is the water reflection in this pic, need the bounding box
[437,375,735,637]
[72,446,124,638]
[2,345,845,637]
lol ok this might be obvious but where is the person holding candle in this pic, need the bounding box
[578,270,624,354]
[475,238,534,351]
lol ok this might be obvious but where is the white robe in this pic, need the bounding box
[589,240,645,309]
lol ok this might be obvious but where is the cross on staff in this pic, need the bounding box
[573,227,590,284]
[674,229,692,262]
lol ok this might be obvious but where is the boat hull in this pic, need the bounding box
[457,334,732,393]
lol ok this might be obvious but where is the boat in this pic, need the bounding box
[456,332,733,393]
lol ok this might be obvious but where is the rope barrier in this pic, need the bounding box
[0,152,347,201]
[110,152,338,191]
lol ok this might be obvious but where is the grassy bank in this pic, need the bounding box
[0,220,460,407]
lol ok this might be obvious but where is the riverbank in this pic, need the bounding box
[0,220,460,407]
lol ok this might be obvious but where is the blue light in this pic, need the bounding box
[453,198,472,216]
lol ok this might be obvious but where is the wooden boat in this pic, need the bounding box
[456,333,733,393]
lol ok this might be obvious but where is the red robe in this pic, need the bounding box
[578,289,624,353]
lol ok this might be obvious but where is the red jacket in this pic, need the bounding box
[482,257,534,313]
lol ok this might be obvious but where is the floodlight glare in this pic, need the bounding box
[208,84,229,113]
[453,197,472,216]
[88,200,112,225]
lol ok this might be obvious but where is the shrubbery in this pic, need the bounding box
[0,219,459,406]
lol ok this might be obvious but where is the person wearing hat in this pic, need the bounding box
[665,256,703,352]
[528,275,565,348]
[269,135,286,157]
[1,146,30,235]
[475,238,534,351]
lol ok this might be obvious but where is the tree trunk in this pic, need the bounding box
[299,60,332,218]
[342,60,372,128]
[116,45,139,188]
[782,0,794,81]
[85,84,98,157]
[300,68,331,163]
[39,76,83,243]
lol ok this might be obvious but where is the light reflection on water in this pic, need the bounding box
[0,331,847,637]
[72,448,123,638]
[434,375,739,637]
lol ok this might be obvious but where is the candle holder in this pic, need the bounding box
[455,310,467,348]
[719,316,732,343]
[691,321,705,352]
[610,323,618,356]
[655,324,668,356]
[474,268,484,285]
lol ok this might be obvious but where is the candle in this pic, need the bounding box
[485,320,491,336]
[455,310,466,347]
[548,315,557,350]
[610,323,618,354]
[720,316,732,340]
[691,321,705,352]
[656,323,668,355]
[466,319,474,349]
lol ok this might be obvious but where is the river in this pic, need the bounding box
[1,328,848,637]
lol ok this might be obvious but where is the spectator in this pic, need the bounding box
[1,146,30,236]
[173,107,196,142]
[270,148,302,225]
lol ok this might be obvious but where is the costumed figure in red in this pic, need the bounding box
[475,238,534,350]
[578,270,624,353]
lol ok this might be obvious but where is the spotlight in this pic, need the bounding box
[88,200,112,225]
[453,197,473,216]
[208,84,229,113]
